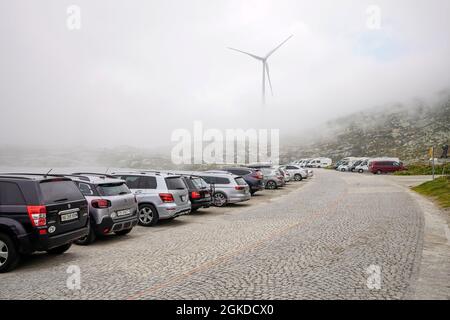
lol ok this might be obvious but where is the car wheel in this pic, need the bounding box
[341,168,346,172]
[377,170,382,175]
[138,204,159,226]
[75,223,96,245]
[47,243,72,255]
[115,228,132,236]
[358,169,364,173]
[190,207,199,213]
[294,174,302,181]
[0,233,20,273]
[266,180,277,190]
[213,192,227,207]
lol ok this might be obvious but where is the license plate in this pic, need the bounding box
[61,212,78,222]
[117,209,132,217]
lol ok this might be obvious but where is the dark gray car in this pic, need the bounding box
[69,174,138,245]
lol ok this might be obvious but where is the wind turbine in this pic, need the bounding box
[228,35,293,106]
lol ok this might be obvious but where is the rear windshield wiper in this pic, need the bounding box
[118,192,128,195]
[53,198,69,203]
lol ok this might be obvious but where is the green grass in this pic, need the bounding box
[394,163,450,176]
[412,176,450,208]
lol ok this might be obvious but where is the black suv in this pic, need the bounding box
[0,174,89,272]
[180,175,212,212]
[220,167,264,195]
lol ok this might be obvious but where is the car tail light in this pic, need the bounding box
[159,193,174,203]
[27,205,47,227]
[91,199,111,208]
[191,191,201,199]
[235,186,245,191]
[252,171,263,180]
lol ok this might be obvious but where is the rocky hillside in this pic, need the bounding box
[282,96,450,163]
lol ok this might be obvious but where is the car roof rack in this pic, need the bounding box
[110,170,161,176]
[0,172,66,179]
[64,174,92,182]
[71,172,117,179]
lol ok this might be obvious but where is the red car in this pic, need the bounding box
[369,161,405,174]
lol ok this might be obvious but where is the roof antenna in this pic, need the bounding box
[105,167,110,174]
[45,168,53,177]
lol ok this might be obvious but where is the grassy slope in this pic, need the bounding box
[394,163,450,176]
[412,176,450,208]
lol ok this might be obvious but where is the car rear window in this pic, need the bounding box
[121,176,157,189]
[214,177,230,184]
[165,177,186,190]
[0,182,26,205]
[228,169,250,176]
[97,183,131,196]
[235,177,247,186]
[39,180,84,204]
[191,177,208,189]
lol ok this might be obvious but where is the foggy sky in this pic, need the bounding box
[1,0,449,149]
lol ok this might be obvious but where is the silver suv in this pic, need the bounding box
[111,171,191,226]
[69,174,139,245]
[280,165,311,181]
[193,171,251,207]
[259,168,284,189]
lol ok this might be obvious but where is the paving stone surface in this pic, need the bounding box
[0,170,431,300]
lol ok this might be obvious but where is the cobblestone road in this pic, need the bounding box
[0,170,440,299]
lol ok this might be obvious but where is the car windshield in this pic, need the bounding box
[97,183,131,196]
[165,177,186,190]
[40,180,85,204]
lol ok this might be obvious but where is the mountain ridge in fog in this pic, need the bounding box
[281,93,450,163]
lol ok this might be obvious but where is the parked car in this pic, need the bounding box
[337,162,352,172]
[111,171,191,226]
[308,158,333,168]
[280,165,309,181]
[219,167,264,195]
[355,159,370,173]
[0,174,89,273]
[369,161,405,174]
[180,175,212,212]
[276,166,291,183]
[296,159,312,167]
[334,157,359,169]
[68,174,138,245]
[260,168,284,189]
[194,172,251,207]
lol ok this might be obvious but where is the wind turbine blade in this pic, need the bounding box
[265,35,294,59]
[265,62,273,96]
[228,47,264,61]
